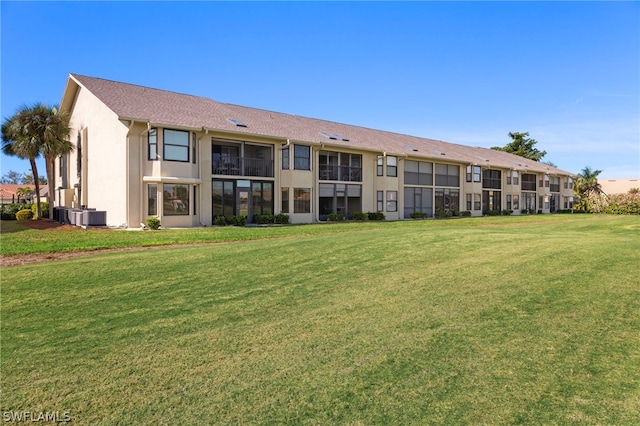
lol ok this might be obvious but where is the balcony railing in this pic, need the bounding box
[319,165,362,182]
[212,157,274,178]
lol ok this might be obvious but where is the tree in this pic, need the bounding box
[16,186,34,203]
[21,172,47,185]
[1,103,71,219]
[491,132,547,162]
[574,166,603,212]
[0,170,25,184]
[2,107,44,218]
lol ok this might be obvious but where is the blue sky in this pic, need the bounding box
[2,1,639,179]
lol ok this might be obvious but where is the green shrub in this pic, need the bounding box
[604,192,640,215]
[351,212,368,221]
[31,202,49,219]
[255,214,275,224]
[501,209,513,216]
[16,209,34,221]
[410,211,428,219]
[146,217,161,230]
[460,211,472,217]
[367,212,385,221]
[486,210,499,216]
[435,210,453,219]
[274,213,290,224]
[214,216,228,226]
[231,215,246,226]
[537,210,543,215]
[1,203,29,220]
[327,213,344,222]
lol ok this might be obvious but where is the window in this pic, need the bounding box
[318,183,361,220]
[404,187,433,218]
[193,185,197,215]
[544,175,550,188]
[387,156,397,177]
[550,176,560,192]
[564,177,574,190]
[482,169,501,189]
[281,188,289,213]
[163,184,189,215]
[522,174,536,191]
[59,153,68,188]
[466,193,481,211]
[465,165,481,183]
[377,190,384,212]
[507,170,519,185]
[148,184,157,216]
[377,156,384,176]
[318,151,361,182]
[191,132,197,164]
[522,192,536,210]
[435,188,459,213]
[164,129,189,162]
[294,188,310,213]
[76,132,82,178]
[148,128,157,160]
[282,145,290,170]
[294,145,310,170]
[386,191,397,212]
[404,160,433,185]
[512,194,519,210]
[563,196,574,209]
[507,194,512,210]
[252,182,273,217]
[435,163,459,187]
[212,180,235,218]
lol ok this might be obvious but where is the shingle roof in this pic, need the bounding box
[66,74,571,175]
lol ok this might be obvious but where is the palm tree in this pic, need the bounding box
[16,186,34,203]
[575,166,603,195]
[32,104,72,219]
[574,166,603,212]
[1,103,71,219]
[2,106,44,218]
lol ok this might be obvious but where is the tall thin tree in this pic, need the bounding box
[2,107,44,218]
[1,103,71,219]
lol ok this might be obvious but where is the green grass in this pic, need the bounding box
[1,215,639,424]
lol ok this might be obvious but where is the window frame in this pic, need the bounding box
[163,183,190,216]
[293,145,311,171]
[386,190,398,212]
[293,187,311,213]
[148,128,158,160]
[281,187,289,213]
[282,145,290,170]
[386,156,397,177]
[148,183,158,216]
[163,129,190,162]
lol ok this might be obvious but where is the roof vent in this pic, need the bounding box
[431,148,446,156]
[403,144,419,152]
[227,118,247,127]
[320,132,349,142]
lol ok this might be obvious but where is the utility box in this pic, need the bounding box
[81,210,107,227]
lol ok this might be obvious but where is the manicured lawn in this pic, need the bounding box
[1,215,639,424]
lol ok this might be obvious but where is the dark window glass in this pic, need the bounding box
[148,128,157,160]
[294,145,310,170]
[164,129,189,162]
[163,184,189,215]
[148,184,157,216]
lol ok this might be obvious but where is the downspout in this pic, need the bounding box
[124,119,137,228]
[137,121,151,228]
[198,127,209,226]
